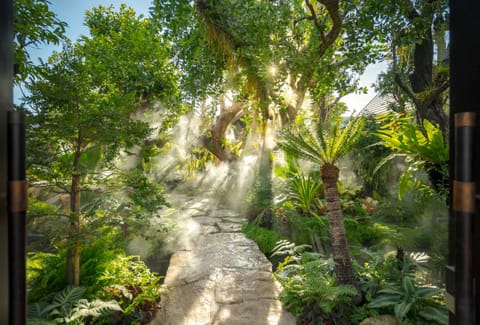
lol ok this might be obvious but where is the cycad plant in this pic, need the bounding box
[278,115,364,296]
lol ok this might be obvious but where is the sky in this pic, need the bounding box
[341,61,387,114]
[16,0,386,111]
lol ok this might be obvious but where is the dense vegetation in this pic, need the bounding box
[18,0,449,324]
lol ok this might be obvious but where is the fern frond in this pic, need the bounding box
[41,286,86,319]
[67,299,122,322]
[52,286,86,306]
[272,239,297,257]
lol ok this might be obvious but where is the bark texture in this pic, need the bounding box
[320,163,360,295]
[202,96,243,162]
[393,0,449,137]
[67,172,81,286]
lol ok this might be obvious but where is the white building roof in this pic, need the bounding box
[359,93,396,116]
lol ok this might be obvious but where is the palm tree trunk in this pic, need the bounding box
[320,163,360,293]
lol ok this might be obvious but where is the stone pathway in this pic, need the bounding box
[151,195,296,325]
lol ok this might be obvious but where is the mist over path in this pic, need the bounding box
[150,192,295,325]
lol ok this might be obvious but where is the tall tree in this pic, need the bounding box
[25,6,178,285]
[365,0,449,135]
[152,0,378,157]
[278,115,364,301]
[26,43,150,285]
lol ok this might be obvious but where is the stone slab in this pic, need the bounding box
[150,196,295,325]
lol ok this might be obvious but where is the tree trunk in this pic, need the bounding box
[408,25,449,136]
[202,96,243,162]
[67,172,81,286]
[320,163,360,298]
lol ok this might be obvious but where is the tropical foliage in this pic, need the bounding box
[278,116,364,293]
[28,286,121,324]
[20,0,450,323]
[375,113,448,194]
[274,240,358,320]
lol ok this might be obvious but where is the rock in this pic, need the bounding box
[150,196,296,325]
[359,315,402,325]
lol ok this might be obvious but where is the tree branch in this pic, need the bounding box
[393,72,420,107]
[424,80,449,106]
[304,0,322,33]
[294,15,314,25]
[317,0,342,57]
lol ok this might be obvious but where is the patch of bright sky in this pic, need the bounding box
[17,0,386,112]
[341,61,387,115]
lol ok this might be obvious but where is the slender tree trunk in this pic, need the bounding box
[67,172,81,286]
[320,163,360,298]
[67,97,83,286]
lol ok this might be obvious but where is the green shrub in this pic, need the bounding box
[242,220,282,255]
[27,251,67,303]
[273,241,358,321]
[357,249,448,324]
[98,254,162,323]
[28,235,162,324]
[368,276,447,324]
[282,210,329,252]
[28,286,122,324]
[344,217,399,249]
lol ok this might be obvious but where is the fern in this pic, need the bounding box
[272,239,310,257]
[374,114,448,172]
[274,240,358,317]
[28,286,122,324]
[67,299,122,322]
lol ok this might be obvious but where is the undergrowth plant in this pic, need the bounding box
[357,249,448,324]
[242,218,282,255]
[368,276,447,324]
[274,154,324,217]
[273,240,358,322]
[28,231,163,324]
[28,286,122,324]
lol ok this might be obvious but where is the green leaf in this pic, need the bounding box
[394,301,412,320]
[377,287,403,295]
[368,294,400,308]
[50,286,86,317]
[67,299,122,322]
[419,306,448,325]
[78,146,103,174]
[415,287,443,299]
[401,276,415,296]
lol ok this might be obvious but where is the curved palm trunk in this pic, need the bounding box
[320,163,360,293]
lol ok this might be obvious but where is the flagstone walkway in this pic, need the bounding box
[151,195,296,325]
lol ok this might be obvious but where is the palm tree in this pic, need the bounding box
[278,116,364,293]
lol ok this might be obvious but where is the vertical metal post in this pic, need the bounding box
[453,113,476,324]
[8,112,27,325]
[0,0,14,323]
[449,0,480,323]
